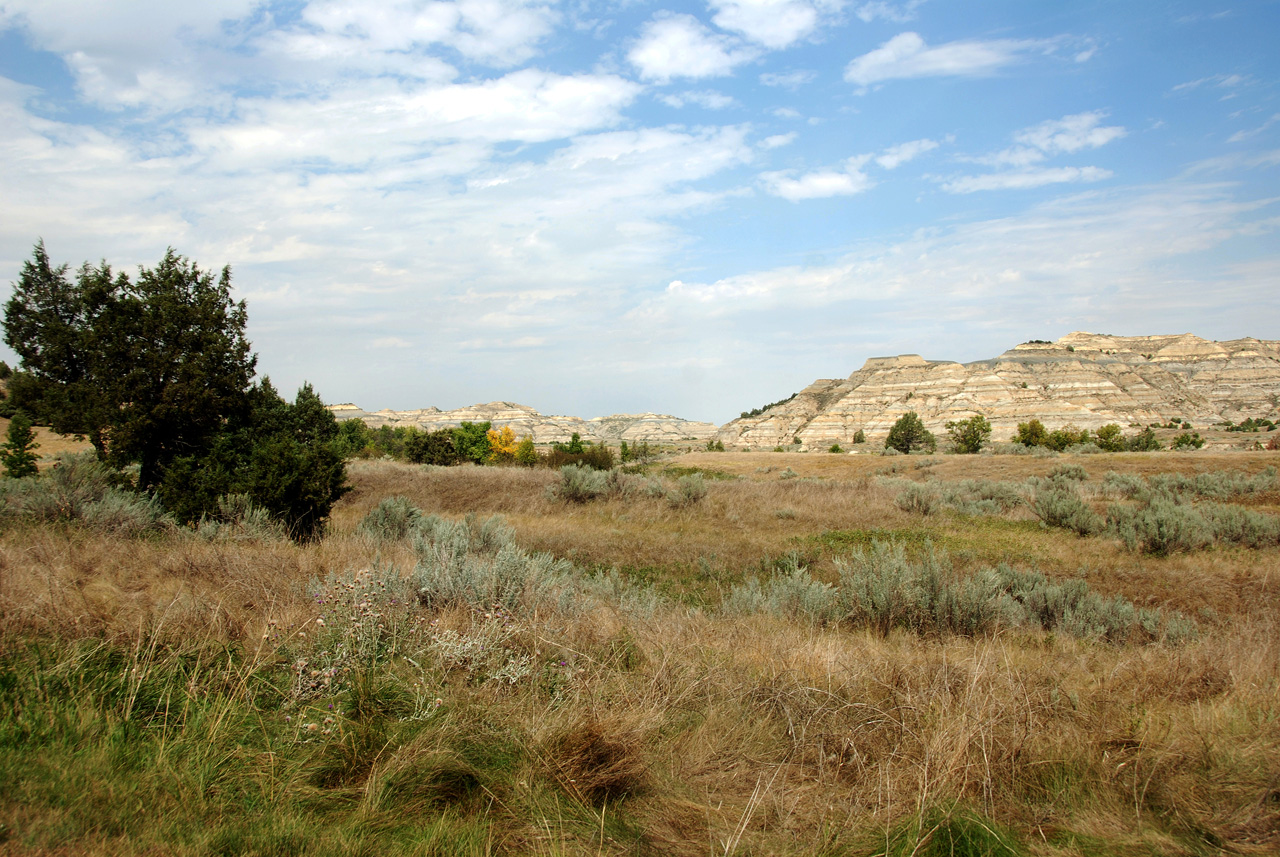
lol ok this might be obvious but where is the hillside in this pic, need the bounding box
[719,332,1280,448]
[328,401,719,444]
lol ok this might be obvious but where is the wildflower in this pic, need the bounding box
[315,618,326,627]
[305,722,319,732]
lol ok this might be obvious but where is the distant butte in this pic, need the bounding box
[718,332,1280,448]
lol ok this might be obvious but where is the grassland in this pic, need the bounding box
[2,448,1279,856]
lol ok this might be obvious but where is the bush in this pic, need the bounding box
[667,473,708,508]
[852,429,866,444]
[411,514,574,613]
[1013,419,1048,447]
[895,482,941,515]
[1107,499,1214,555]
[1094,423,1126,452]
[194,493,286,542]
[828,443,843,454]
[1172,431,1204,449]
[1031,482,1104,536]
[552,463,609,503]
[358,496,424,542]
[945,414,992,454]
[1127,427,1161,451]
[885,411,936,454]
[156,382,348,541]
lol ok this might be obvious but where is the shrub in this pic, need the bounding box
[1094,423,1126,452]
[895,482,941,516]
[514,435,538,466]
[486,426,519,462]
[1048,463,1088,482]
[194,493,286,542]
[1013,419,1049,447]
[945,414,992,454]
[541,444,615,471]
[1127,427,1161,451]
[1031,482,1104,536]
[828,443,843,454]
[667,473,708,508]
[358,496,423,542]
[885,411,936,454]
[552,463,609,503]
[1172,431,1204,449]
[705,439,725,452]
[411,514,574,612]
[852,428,866,444]
[1107,499,1214,555]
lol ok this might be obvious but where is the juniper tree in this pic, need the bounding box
[1,410,40,478]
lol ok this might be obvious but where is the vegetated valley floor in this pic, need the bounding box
[3,449,1279,856]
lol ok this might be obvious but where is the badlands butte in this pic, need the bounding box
[330,332,1280,449]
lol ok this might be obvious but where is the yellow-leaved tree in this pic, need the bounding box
[486,425,519,462]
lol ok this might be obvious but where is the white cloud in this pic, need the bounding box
[946,112,1124,192]
[627,13,758,82]
[709,0,821,50]
[771,106,803,118]
[644,183,1280,319]
[1227,113,1280,143]
[875,137,940,169]
[659,90,737,109]
[844,31,1051,87]
[1014,111,1126,154]
[760,156,872,200]
[759,69,817,88]
[760,132,798,149]
[1172,73,1249,93]
[942,166,1112,193]
[273,0,559,68]
[853,1,924,23]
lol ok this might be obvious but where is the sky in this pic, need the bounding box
[0,1,1278,424]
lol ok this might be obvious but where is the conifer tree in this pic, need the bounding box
[1,411,40,478]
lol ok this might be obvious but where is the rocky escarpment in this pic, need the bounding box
[718,332,1280,448]
[327,401,718,445]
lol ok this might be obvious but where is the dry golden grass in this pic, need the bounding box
[3,449,1279,855]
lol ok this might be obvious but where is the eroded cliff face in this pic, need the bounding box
[717,333,1280,448]
[327,401,718,444]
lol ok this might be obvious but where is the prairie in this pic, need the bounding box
[2,448,1278,856]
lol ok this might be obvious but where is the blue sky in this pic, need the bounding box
[1,0,1277,424]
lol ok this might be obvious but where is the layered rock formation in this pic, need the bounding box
[718,332,1280,448]
[327,401,718,445]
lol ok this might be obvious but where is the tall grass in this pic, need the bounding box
[2,453,1278,855]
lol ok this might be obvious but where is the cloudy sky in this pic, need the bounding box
[1,0,1277,423]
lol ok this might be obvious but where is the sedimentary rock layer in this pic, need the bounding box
[717,332,1280,448]
[327,401,718,445]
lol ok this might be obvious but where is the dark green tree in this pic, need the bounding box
[406,428,460,465]
[1,410,40,478]
[944,414,992,454]
[157,381,347,541]
[885,411,936,454]
[3,243,256,487]
[1127,427,1161,452]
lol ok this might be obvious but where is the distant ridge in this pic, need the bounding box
[718,332,1280,448]
[327,401,718,445]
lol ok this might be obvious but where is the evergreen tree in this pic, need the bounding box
[1,411,40,478]
[885,411,936,454]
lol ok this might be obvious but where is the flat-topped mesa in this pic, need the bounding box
[327,402,717,444]
[718,331,1280,449]
[859,354,931,371]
